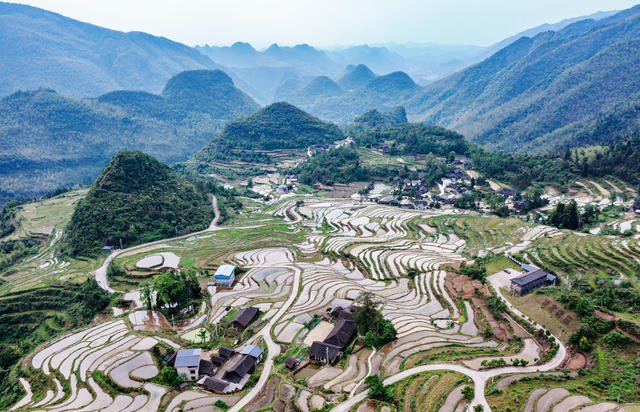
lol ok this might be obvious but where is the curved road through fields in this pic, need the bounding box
[93,194,222,292]
[91,196,567,412]
[228,265,302,412]
[333,270,567,412]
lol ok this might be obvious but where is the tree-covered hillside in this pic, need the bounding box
[0,2,221,97]
[60,151,213,257]
[275,67,420,124]
[194,102,343,163]
[0,70,258,205]
[406,6,640,153]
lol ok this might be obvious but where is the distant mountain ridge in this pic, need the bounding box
[275,66,419,123]
[0,2,223,97]
[0,70,259,204]
[406,6,640,153]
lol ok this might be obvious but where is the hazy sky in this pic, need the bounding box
[13,0,640,48]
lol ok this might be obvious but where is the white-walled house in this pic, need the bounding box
[174,349,201,381]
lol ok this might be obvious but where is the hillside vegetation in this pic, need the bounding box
[277,68,419,124]
[60,151,213,257]
[0,2,221,97]
[0,70,258,205]
[194,102,343,163]
[407,6,640,153]
[0,278,110,409]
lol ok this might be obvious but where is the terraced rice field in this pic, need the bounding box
[9,196,640,412]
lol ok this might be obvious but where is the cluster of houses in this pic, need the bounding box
[170,344,265,393]
[275,175,298,194]
[309,308,357,365]
[510,264,557,296]
[307,143,336,156]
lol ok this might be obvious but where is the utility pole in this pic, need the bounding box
[119,238,123,249]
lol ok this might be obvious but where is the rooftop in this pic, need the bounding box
[174,348,201,368]
[214,264,236,279]
[233,307,260,328]
[240,345,264,359]
[511,269,549,287]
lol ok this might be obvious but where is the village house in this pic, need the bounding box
[233,307,260,329]
[309,311,356,365]
[510,265,557,296]
[276,184,290,194]
[101,245,114,253]
[214,264,236,287]
[174,349,202,381]
[199,344,265,394]
[498,187,518,198]
[446,167,466,179]
[378,196,399,205]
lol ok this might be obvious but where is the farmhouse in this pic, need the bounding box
[233,306,260,329]
[219,346,235,359]
[510,266,557,296]
[199,376,230,393]
[101,245,114,253]
[240,344,264,361]
[174,348,202,381]
[309,311,356,364]
[276,184,290,194]
[222,354,257,383]
[214,264,236,287]
[498,187,518,197]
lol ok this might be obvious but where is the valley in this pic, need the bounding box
[2,1,640,411]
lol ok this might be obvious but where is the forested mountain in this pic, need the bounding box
[194,102,343,163]
[350,107,408,129]
[0,2,221,97]
[406,6,640,153]
[0,70,259,204]
[60,151,213,256]
[276,68,419,123]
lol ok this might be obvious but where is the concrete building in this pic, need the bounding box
[174,349,201,381]
[214,264,236,287]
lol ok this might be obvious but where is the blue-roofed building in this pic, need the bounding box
[174,348,202,380]
[214,264,236,287]
[240,345,264,361]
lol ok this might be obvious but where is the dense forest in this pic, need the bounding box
[194,102,343,163]
[291,147,369,186]
[60,151,213,257]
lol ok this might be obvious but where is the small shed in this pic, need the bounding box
[285,357,300,370]
[214,264,236,287]
[101,246,114,253]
